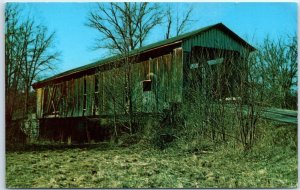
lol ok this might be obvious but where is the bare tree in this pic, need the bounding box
[87,2,163,54]
[255,36,297,109]
[5,4,23,122]
[5,4,60,122]
[165,5,194,39]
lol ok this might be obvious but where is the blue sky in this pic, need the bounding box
[10,2,298,75]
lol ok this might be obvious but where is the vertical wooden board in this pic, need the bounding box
[157,56,163,108]
[83,76,87,116]
[156,56,164,112]
[57,83,63,116]
[109,69,116,114]
[106,70,113,115]
[113,69,117,115]
[44,86,49,115]
[143,60,149,79]
[165,54,172,105]
[141,61,150,114]
[85,75,90,116]
[91,75,95,115]
[64,81,68,117]
[99,72,104,114]
[73,79,77,116]
[138,62,144,111]
[62,83,66,117]
[171,50,176,102]
[104,71,110,115]
[86,75,94,116]
[46,86,53,115]
[174,48,183,102]
[138,62,144,112]
[79,77,84,117]
[55,84,60,115]
[173,50,178,102]
[165,53,172,103]
[102,71,109,115]
[118,67,126,114]
[44,86,50,115]
[162,55,167,104]
[65,81,69,117]
[36,88,43,118]
[77,77,83,117]
[68,80,73,117]
[112,68,119,114]
[131,64,137,113]
[102,71,106,115]
[91,74,96,115]
[152,57,158,112]
[131,62,142,113]
[69,79,75,117]
[74,78,79,117]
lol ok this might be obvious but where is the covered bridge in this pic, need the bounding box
[32,23,255,141]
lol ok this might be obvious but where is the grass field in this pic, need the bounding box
[6,140,297,188]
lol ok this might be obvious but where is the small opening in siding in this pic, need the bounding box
[143,80,152,92]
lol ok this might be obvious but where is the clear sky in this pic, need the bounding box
[8,2,298,76]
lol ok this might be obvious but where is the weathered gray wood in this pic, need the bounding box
[39,47,185,118]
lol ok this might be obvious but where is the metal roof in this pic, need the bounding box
[32,23,256,89]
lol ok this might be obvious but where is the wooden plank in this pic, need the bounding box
[161,55,169,110]
[132,61,143,113]
[86,75,94,116]
[69,79,75,117]
[74,78,79,116]
[36,88,43,118]
[99,72,104,113]
[79,77,84,116]
[173,47,183,102]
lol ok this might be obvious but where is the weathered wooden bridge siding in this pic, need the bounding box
[36,48,183,118]
[34,23,255,121]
